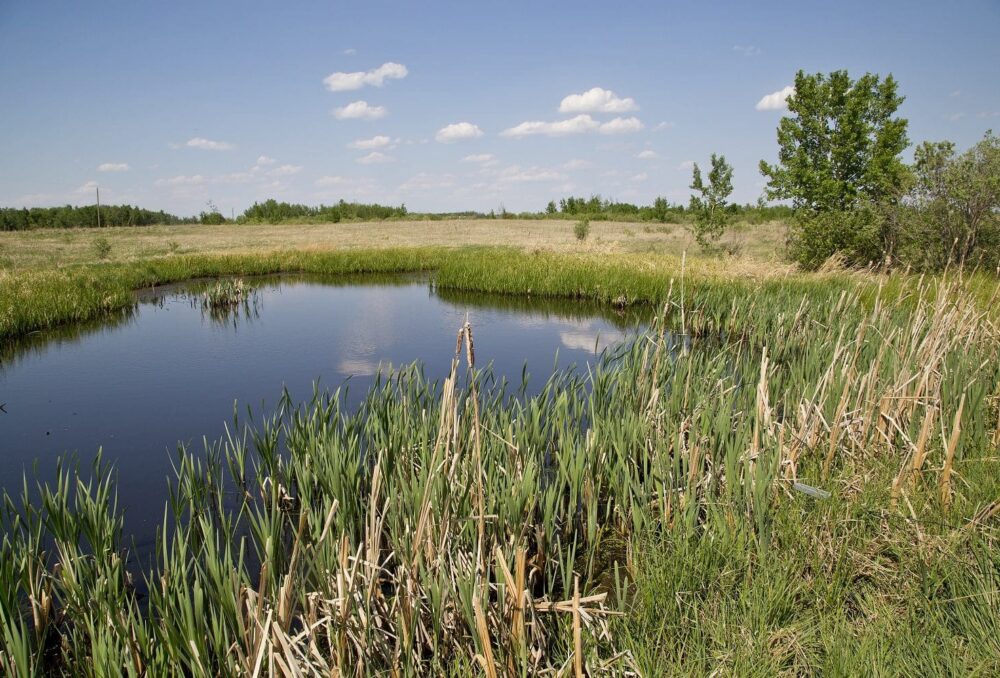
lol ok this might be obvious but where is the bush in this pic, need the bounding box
[574,218,590,241]
[787,205,887,269]
[92,237,112,259]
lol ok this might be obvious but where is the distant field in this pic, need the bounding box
[0,218,788,271]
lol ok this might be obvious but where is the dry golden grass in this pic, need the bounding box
[0,218,788,272]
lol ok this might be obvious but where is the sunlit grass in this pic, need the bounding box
[2,273,997,674]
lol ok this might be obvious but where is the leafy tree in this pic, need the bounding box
[688,153,734,248]
[545,200,557,215]
[901,131,1000,268]
[760,70,910,213]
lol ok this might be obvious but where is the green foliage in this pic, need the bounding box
[0,204,190,231]
[545,200,558,215]
[199,211,226,225]
[897,131,1000,270]
[92,237,112,259]
[574,217,590,241]
[760,70,910,214]
[688,153,734,248]
[238,198,407,223]
[787,204,888,269]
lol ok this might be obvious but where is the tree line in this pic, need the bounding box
[0,205,193,231]
[237,199,408,224]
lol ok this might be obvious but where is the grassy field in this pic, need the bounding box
[0,218,789,271]
[2,220,999,674]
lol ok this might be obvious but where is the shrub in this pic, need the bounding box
[92,237,111,259]
[574,218,590,241]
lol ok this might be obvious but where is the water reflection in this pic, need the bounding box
[0,274,648,546]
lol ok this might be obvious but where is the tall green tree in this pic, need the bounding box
[759,70,909,213]
[688,153,734,248]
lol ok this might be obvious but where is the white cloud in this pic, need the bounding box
[677,160,695,171]
[349,135,393,149]
[562,158,593,170]
[636,150,657,160]
[498,165,565,183]
[315,175,350,187]
[255,155,276,167]
[399,172,456,192]
[323,62,408,91]
[755,85,795,111]
[155,175,206,186]
[948,113,966,122]
[462,153,497,165]
[949,90,961,98]
[97,162,129,172]
[185,137,234,151]
[559,87,638,114]
[333,100,387,120]
[356,151,394,164]
[598,116,644,134]
[733,44,761,57]
[216,172,256,184]
[268,164,303,176]
[501,114,599,138]
[629,172,649,182]
[653,121,676,132]
[977,111,1000,118]
[435,122,484,143]
[73,180,99,194]
[342,48,357,56]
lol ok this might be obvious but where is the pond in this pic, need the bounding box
[0,274,647,550]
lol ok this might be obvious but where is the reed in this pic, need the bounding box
[1,269,997,674]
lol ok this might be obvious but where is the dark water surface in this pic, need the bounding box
[1,274,646,546]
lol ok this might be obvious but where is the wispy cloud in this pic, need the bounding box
[755,86,794,111]
[636,150,657,159]
[323,62,408,91]
[267,164,302,176]
[435,122,484,143]
[155,175,206,186]
[184,137,234,151]
[733,44,761,57]
[333,100,387,120]
[653,121,675,132]
[559,87,638,113]
[501,114,642,138]
[497,165,565,183]
[97,162,129,172]
[462,153,497,166]
[349,135,394,150]
[356,151,394,164]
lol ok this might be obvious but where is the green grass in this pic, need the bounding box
[2,271,998,674]
[0,248,446,341]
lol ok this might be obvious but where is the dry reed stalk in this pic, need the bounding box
[822,373,853,481]
[473,591,498,678]
[573,577,583,678]
[940,394,966,512]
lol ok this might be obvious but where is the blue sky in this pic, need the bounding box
[1,0,998,216]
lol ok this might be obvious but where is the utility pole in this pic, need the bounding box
[96,185,102,228]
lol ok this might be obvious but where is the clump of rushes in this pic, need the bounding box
[574,217,590,241]
[1,274,998,674]
[201,277,251,309]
